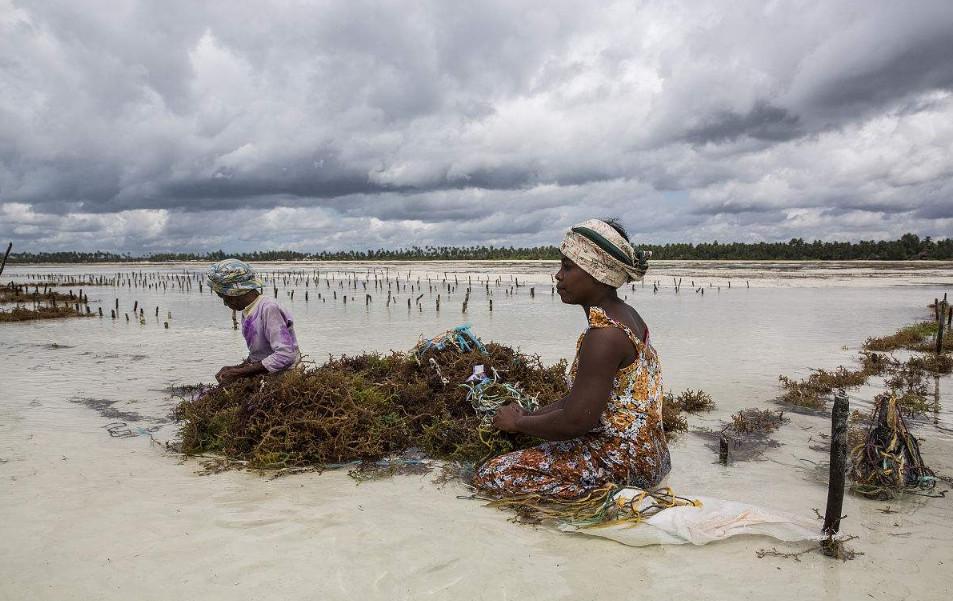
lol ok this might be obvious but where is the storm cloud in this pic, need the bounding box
[1,0,952,252]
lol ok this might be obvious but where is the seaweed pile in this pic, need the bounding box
[0,282,93,322]
[864,321,950,354]
[660,395,688,436]
[174,325,699,473]
[0,305,91,322]
[694,407,787,463]
[778,317,950,414]
[660,389,715,438]
[673,388,716,413]
[778,366,874,410]
[174,330,570,470]
[728,408,786,435]
[1,283,78,304]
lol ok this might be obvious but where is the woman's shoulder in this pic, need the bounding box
[583,307,635,347]
[256,296,290,316]
[586,306,613,328]
[591,303,648,344]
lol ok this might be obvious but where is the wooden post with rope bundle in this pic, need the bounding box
[822,388,849,554]
[0,242,12,278]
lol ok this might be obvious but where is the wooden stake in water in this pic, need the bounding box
[719,429,730,465]
[0,242,11,278]
[936,374,942,426]
[823,389,849,538]
[937,299,947,355]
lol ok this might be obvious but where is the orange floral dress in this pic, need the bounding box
[473,307,671,499]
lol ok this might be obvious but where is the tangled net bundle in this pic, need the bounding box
[415,326,542,424]
[174,326,569,470]
[849,394,936,499]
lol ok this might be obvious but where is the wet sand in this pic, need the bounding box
[3,397,951,600]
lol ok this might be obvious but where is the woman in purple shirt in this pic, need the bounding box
[207,259,300,385]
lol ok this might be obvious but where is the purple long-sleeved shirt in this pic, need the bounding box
[241,296,300,372]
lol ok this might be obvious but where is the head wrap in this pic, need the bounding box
[559,219,651,287]
[206,259,264,297]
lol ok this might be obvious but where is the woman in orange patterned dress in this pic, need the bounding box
[472,218,670,499]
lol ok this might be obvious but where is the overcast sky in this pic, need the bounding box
[2,0,952,253]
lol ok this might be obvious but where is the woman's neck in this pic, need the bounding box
[583,289,620,315]
[237,291,261,311]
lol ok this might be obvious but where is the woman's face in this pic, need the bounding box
[554,254,598,304]
[219,292,248,311]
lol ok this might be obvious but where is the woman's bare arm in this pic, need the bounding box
[528,397,567,416]
[502,328,626,440]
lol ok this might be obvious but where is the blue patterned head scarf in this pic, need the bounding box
[206,259,264,296]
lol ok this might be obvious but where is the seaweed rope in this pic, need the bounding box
[461,366,542,426]
[850,394,936,498]
[415,324,541,425]
[413,324,487,359]
[480,483,701,528]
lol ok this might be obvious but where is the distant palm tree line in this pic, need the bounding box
[8,234,952,263]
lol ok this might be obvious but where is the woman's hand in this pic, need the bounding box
[216,366,241,384]
[492,403,527,433]
[217,361,267,385]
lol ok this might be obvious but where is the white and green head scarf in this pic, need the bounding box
[559,219,650,287]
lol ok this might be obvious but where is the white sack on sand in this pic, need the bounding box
[559,491,822,547]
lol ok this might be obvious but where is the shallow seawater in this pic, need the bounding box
[2,260,953,600]
[3,260,951,428]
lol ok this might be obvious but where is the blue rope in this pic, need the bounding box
[415,324,488,357]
